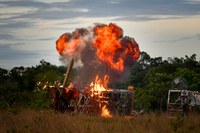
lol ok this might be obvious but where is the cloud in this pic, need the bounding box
[13,9,89,20]
[1,0,200,21]
[1,0,200,69]
[0,20,35,29]
[0,43,60,69]
[0,34,14,40]
[113,15,188,22]
[36,37,55,41]
[38,0,72,3]
[0,0,50,8]
[154,33,200,43]
[195,33,200,40]
[0,44,39,60]
[185,0,200,4]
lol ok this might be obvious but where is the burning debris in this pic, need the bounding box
[49,23,140,116]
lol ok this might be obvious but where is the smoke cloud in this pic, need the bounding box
[56,23,140,88]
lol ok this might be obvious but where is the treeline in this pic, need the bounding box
[132,52,200,111]
[0,60,73,109]
[0,52,200,111]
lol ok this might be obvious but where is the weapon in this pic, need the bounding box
[63,58,74,88]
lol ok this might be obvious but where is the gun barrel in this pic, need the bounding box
[63,58,74,88]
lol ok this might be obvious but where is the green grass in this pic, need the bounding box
[0,109,199,133]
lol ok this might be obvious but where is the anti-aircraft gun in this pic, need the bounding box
[48,58,136,116]
[49,58,77,112]
[63,58,74,88]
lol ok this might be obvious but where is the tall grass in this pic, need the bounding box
[0,109,199,133]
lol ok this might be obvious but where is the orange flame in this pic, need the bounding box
[94,23,123,71]
[90,75,109,91]
[101,105,112,118]
[56,33,85,57]
[94,23,140,71]
[56,23,140,117]
[90,74,112,117]
[56,23,140,71]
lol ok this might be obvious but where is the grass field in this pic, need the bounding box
[0,109,200,133]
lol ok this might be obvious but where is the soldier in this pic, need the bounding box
[182,97,189,116]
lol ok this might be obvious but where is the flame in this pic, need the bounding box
[93,23,123,71]
[56,23,140,71]
[101,105,112,118]
[56,33,86,57]
[90,74,109,92]
[55,23,140,117]
[90,74,112,117]
[90,74,112,96]
[94,23,140,71]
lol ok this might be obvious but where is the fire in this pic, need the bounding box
[55,23,140,117]
[101,105,112,118]
[93,23,123,71]
[56,23,140,71]
[94,24,123,71]
[90,74,112,117]
[93,23,140,71]
[90,74,109,93]
[56,32,86,57]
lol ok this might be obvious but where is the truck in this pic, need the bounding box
[167,89,200,115]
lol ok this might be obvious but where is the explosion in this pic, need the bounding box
[56,23,140,117]
[56,23,140,71]
[94,23,140,71]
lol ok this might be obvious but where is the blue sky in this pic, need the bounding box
[0,0,200,69]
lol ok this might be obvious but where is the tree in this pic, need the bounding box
[139,51,151,69]
[0,68,8,89]
[134,88,155,110]
[175,68,200,91]
[149,57,163,67]
[128,62,147,88]
[145,69,173,111]
[184,54,198,69]
[9,66,26,90]
[34,70,63,85]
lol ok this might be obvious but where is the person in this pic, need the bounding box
[182,97,189,116]
[175,96,181,103]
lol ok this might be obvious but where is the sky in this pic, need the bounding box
[0,0,200,69]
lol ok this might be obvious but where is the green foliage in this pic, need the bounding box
[132,52,200,111]
[128,62,147,88]
[31,89,51,109]
[34,69,62,85]
[0,101,9,109]
[134,88,155,110]
[175,68,200,91]
[1,52,200,112]
[134,65,173,110]
[0,59,65,109]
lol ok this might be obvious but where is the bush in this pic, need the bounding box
[31,89,51,109]
[0,101,9,109]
